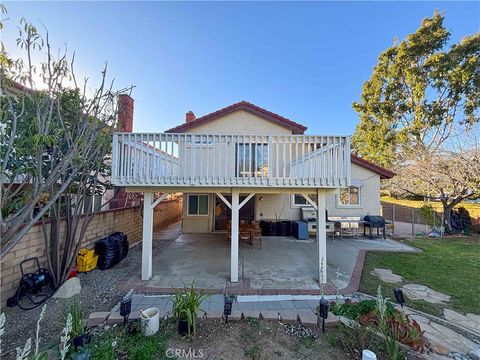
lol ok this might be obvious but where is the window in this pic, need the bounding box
[292,194,317,207]
[338,186,360,207]
[188,194,209,215]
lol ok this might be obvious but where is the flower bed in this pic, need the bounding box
[331,294,426,356]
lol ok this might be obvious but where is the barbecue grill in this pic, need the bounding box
[363,215,387,239]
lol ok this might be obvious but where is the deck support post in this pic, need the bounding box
[316,189,327,284]
[225,191,254,283]
[141,192,169,280]
[142,192,154,280]
[230,189,240,282]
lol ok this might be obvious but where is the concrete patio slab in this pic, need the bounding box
[121,222,417,294]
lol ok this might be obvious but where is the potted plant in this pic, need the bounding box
[63,302,89,349]
[171,283,209,336]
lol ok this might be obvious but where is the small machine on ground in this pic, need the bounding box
[7,257,55,310]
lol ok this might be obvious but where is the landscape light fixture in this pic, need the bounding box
[393,288,405,308]
[317,298,329,332]
[224,296,233,323]
[120,295,132,326]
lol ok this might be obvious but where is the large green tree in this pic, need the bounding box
[352,11,479,168]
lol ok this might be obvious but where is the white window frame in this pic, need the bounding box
[187,194,209,216]
[336,186,361,208]
[291,194,317,208]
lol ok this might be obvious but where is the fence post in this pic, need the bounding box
[411,208,415,236]
[392,205,396,235]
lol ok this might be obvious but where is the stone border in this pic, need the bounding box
[88,309,340,328]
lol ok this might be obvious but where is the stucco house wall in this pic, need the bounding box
[186,110,292,135]
[254,163,381,220]
[177,109,383,233]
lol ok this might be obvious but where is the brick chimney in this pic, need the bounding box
[118,94,134,132]
[186,111,196,123]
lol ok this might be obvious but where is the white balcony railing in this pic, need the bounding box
[111,133,351,188]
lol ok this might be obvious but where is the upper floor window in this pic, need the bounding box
[338,186,360,207]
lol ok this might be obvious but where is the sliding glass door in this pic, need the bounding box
[235,143,269,177]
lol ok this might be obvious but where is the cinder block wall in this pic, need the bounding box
[0,198,182,304]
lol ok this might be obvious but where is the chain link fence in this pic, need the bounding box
[381,202,443,236]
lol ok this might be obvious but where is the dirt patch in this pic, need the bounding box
[168,318,347,360]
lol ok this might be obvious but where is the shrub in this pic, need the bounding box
[330,299,395,321]
[63,301,85,338]
[360,310,425,353]
[419,204,437,227]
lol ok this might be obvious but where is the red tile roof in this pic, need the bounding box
[165,100,308,134]
[351,154,396,179]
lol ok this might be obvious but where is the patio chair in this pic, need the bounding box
[250,229,262,248]
[239,229,251,244]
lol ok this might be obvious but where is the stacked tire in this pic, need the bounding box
[94,232,129,270]
[110,232,129,260]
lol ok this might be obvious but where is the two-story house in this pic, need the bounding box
[111,101,394,285]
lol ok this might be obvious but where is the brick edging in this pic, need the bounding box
[338,250,366,295]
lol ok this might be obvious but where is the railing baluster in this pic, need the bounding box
[111,132,351,189]
[242,135,246,181]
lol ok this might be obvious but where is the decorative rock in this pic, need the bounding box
[52,277,81,299]
[427,353,452,360]
[468,348,480,360]
[421,320,477,355]
[430,340,450,355]
[283,323,316,338]
[450,352,471,360]
[370,268,404,283]
[401,284,450,304]
[444,309,480,336]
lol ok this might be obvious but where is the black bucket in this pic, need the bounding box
[177,320,193,336]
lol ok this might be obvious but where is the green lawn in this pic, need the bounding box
[359,237,480,316]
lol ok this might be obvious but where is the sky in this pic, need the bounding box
[2,1,479,134]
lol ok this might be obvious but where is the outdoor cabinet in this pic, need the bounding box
[292,221,308,240]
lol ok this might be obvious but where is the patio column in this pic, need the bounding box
[317,188,327,284]
[230,189,240,282]
[142,192,169,280]
[142,192,154,280]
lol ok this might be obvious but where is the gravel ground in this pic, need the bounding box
[1,243,143,359]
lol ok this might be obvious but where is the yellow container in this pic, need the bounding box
[77,249,98,272]
[78,249,95,260]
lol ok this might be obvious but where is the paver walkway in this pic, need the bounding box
[108,294,340,326]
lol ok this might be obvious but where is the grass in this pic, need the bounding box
[381,196,480,219]
[85,324,173,360]
[359,236,480,316]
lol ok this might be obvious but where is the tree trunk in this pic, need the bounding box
[442,202,453,233]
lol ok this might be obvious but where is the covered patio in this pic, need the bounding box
[120,222,417,294]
